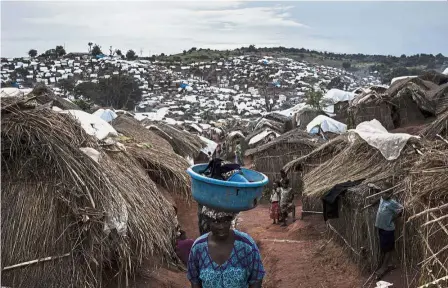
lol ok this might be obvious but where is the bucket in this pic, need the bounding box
[187,164,269,212]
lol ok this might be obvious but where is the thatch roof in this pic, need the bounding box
[419,70,448,86]
[283,136,347,173]
[421,109,448,138]
[387,77,439,99]
[430,83,448,115]
[1,104,178,287]
[303,135,420,197]
[29,84,81,110]
[264,112,291,124]
[111,115,192,198]
[112,114,174,152]
[245,129,320,157]
[141,120,206,158]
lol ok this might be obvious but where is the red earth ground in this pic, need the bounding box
[125,197,410,288]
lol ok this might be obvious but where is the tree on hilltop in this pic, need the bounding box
[91,44,102,56]
[28,49,38,58]
[115,49,122,56]
[55,45,66,57]
[126,49,137,60]
[88,42,93,53]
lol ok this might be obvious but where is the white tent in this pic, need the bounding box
[60,110,118,140]
[92,108,118,123]
[306,115,347,134]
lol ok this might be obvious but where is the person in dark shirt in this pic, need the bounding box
[279,169,295,226]
[175,230,194,265]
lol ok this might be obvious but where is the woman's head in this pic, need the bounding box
[273,182,278,189]
[202,206,236,240]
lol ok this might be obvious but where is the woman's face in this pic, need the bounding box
[209,216,233,240]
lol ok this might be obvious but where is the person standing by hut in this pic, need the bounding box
[279,169,295,227]
[270,181,281,224]
[235,140,244,166]
[188,207,265,288]
[371,183,404,280]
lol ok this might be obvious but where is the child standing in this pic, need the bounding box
[270,182,281,224]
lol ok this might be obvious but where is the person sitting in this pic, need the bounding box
[270,181,281,224]
[188,207,265,288]
[175,230,195,265]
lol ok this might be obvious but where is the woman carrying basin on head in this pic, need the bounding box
[187,207,265,288]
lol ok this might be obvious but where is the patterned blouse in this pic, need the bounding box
[187,230,265,288]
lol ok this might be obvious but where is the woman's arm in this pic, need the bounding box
[191,283,202,288]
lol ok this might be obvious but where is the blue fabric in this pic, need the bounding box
[187,230,265,288]
[375,197,403,231]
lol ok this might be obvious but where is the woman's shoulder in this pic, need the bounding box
[233,230,258,249]
[191,233,209,250]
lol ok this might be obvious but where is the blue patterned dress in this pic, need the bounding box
[187,230,265,288]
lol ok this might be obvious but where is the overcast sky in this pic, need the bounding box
[1,1,447,58]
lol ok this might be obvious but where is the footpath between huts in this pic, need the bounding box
[135,199,407,288]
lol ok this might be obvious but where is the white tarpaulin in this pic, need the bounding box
[249,129,279,146]
[199,136,217,155]
[323,89,355,104]
[307,115,347,134]
[350,119,416,160]
[443,67,448,75]
[390,75,418,84]
[93,108,117,123]
[61,110,118,140]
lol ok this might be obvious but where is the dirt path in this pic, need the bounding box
[237,201,366,288]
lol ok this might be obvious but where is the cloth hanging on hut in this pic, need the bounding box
[321,179,364,221]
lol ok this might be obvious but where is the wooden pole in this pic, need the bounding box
[3,253,71,271]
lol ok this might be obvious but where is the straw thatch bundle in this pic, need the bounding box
[112,115,191,198]
[112,114,174,152]
[430,83,448,115]
[419,70,448,86]
[126,145,191,198]
[421,109,448,138]
[401,147,448,287]
[301,134,420,198]
[142,120,205,158]
[349,95,394,130]
[1,105,178,287]
[283,136,347,174]
[29,83,81,110]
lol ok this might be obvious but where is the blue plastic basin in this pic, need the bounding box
[187,164,269,212]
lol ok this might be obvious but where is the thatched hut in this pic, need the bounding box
[245,129,321,192]
[112,114,191,198]
[264,112,294,132]
[348,92,394,130]
[389,81,436,128]
[284,129,448,287]
[141,120,205,159]
[430,83,448,115]
[30,84,81,110]
[1,101,179,287]
[294,108,326,130]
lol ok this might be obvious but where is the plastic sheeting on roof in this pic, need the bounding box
[93,108,117,123]
[190,124,203,133]
[199,136,217,156]
[60,110,118,140]
[276,103,310,117]
[390,75,418,84]
[228,131,245,139]
[323,89,355,104]
[0,87,33,98]
[249,129,279,146]
[443,67,448,75]
[349,119,416,160]
[307,115,347,134]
